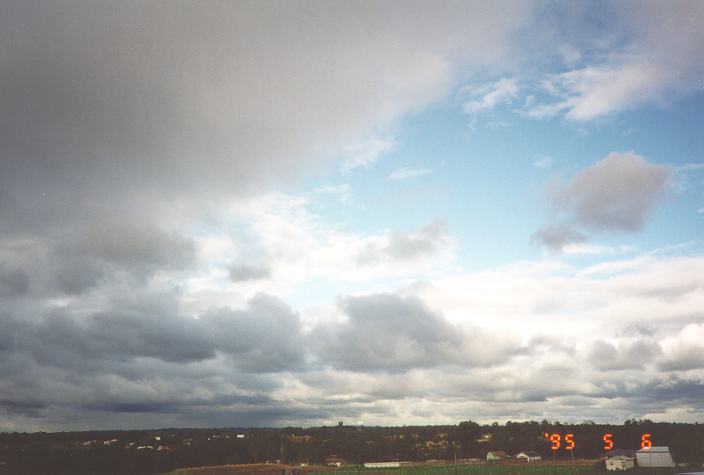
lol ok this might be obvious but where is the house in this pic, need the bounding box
[636,446,675,467]
[606,455,635,471]
[516,451,541,462]
[487,451,508,461]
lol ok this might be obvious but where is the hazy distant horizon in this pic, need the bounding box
[0,0,703,432]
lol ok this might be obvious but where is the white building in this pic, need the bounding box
[486,451,508,461]
[636,447,675,468]
[364,462,400,468]
[606,455,635,471]
[516,451,541,462]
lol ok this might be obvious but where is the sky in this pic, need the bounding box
[0,0,703,431]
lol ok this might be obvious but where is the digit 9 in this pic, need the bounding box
[544,433,560,450]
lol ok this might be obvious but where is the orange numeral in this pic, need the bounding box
[565,433,575,451]
[550,433,561,450]
[603,433,613,451]
[641,433,652,449]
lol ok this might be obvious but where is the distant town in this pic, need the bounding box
[0,420,701,474]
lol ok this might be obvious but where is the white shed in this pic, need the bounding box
[636,447,675,468]
[606,455,635,471]
[486,451,508,461]
[516,451,542,462]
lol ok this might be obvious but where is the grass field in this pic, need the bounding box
[171,462,685,475]
[309,463,683,475]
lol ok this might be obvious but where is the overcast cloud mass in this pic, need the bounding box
[1,0,703,431]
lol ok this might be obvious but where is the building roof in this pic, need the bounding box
[637,446,670,453]
[601,449,636,458]
[488,451,508,456]
[607,455,634,461]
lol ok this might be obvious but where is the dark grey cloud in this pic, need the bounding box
[0,217,197,298]
[84,392,276,415]
[311,293,516,372]
[533,152,669,252]
[49,218,196,291]
[0,265,29,298]
[77,220,196,273]
[0,290,312,429]
[312,293,463,371]
[0,0,532,238]
[201,294,305,372]
[591,376,704,416]
[0,292,303,370]
[51,259,104,295]
[0,399,45,417]
[636,378,704,407]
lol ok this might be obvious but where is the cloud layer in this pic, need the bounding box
[1,251,703,430]
[0,1,703,432]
